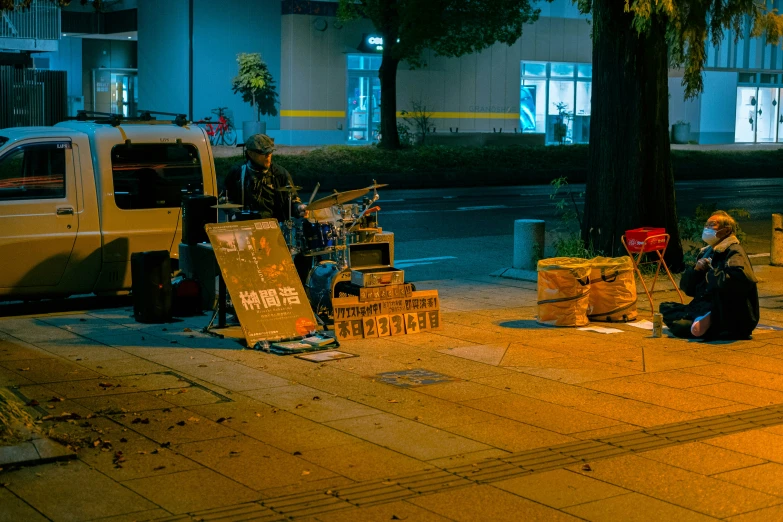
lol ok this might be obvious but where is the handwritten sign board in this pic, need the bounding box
[332,290,441,341]
[206,220,318,345]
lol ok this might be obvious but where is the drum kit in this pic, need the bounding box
[211,180,388,320]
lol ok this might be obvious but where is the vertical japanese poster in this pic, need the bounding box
[206,220,318,345]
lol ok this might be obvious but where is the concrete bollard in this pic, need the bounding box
[513,219,545,270]
[772,213,783,266]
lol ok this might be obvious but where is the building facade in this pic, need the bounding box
[8,0,783,145]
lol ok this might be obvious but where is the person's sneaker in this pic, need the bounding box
[691,312,712,337]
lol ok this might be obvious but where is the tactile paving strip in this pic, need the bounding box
[161,402,783,521]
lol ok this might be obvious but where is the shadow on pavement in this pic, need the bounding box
[0,295,133,318]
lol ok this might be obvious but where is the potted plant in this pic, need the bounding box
[231,52,279,141]
[553,102,571,145]
[671,120,691,144]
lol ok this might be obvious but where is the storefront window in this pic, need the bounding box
[521,61,592,144]
[551,63,575,77]
[347,55,382,71]
[347,55,382,142]
[523,62,547,77]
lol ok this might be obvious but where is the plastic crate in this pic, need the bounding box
[624,227,667,253]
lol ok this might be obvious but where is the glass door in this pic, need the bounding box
[111,73,137,118]
[735,87,758,143]
[756,87,778,143]
[347,75,381,142]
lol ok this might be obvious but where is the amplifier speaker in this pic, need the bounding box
[182,195,217,245]
[131,250,172,323]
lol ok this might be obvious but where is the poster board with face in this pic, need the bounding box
[206,219,317,345]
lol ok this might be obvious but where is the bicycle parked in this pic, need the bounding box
[202,107,237,146]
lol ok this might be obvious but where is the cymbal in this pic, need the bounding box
[210,203,243,209]
[276,184,302,193]
[307,187,371,211]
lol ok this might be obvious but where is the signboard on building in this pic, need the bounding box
[206,219,317,345]
[358,34,385,53]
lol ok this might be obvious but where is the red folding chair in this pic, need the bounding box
[621,228,684,315]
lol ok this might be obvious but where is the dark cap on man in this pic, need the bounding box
[245,134,276,155]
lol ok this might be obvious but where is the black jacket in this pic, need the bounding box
[679,236,759,338]
[221,161,300,221]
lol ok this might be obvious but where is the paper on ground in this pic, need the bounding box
[578,326,624,334]
[627,320,654,330]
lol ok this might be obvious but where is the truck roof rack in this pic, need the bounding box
[70,110,189,127]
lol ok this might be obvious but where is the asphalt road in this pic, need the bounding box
[363,178,783,281]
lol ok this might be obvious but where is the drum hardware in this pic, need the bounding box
[307,182,321,206]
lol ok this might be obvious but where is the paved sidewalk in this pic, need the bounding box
[1,266,783,521]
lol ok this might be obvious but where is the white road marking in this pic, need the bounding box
[395,256,457,268]
[456,205,509,211]
[380,198,405,202]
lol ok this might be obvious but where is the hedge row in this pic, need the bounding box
[213,145,783,191]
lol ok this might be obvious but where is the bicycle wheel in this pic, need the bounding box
[223,125,237,146]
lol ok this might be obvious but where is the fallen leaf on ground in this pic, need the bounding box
[175,421,186,426]
[293,451,302,456]
[387,399,399,403]
[216,417,230,423]
[187,417,199,422]
[98,383,113,388]
[28,399,39,406]
[312,396,321,401]
[153,466,166,471]
[198,364,207,367]
[49,397,64,402]
[302,470,310,476]
[119,438,128,443]
[582,464,592,471]
[17,367,30,371]
[295,404,304,409]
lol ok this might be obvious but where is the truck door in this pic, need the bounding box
[0,142,78,288]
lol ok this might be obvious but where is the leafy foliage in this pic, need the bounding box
[548,176,601,258]
[337,0,544,148]
[399,100,434,146]
[338,0,543,67]
[610,0,783,99]
[231,53,278,121]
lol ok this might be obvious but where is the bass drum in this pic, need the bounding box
[305,261,339,319]
[305,260,351,320]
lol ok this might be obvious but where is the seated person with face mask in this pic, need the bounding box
[659,210,759,340]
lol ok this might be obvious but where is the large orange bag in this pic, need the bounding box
[588,256,637,322]
[536,257,591,327]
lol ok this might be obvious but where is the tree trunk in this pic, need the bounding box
[583,0,684,270]
[378,49,400,150]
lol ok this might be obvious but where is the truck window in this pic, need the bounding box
[0,144,67,201]
[111,143,204,210]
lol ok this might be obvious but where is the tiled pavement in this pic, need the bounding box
[0,265,783,521]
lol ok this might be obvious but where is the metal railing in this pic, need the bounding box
[0,0,61,40]
[0,67,67,128]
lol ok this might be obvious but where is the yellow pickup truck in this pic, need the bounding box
[0,115,219,300]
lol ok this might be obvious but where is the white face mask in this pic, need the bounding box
[702,228,719,245]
